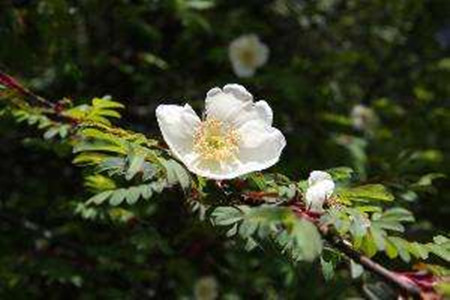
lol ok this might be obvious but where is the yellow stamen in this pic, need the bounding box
[239,49,257,66]
[193,118,240,162]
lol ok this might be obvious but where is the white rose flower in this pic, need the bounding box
[351,104,378,131]
[156,84,286,180]
[228,34,269,78]
[305,171,335,213]
[194,276,219,300]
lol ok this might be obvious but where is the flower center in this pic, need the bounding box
[193,118,240,162]
[239,49,257,66]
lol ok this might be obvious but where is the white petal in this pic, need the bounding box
[254,100,273,125]
[205,85,273,127]
[183,158,242,180]
[318,179,335,197]
[306,185,327,212]
[182,119,285,180]
[223,84,253,102]
[254,42,269,67]
[156,104,200,162]
[305,172,335,213]
[205,86,248,126]
[308,170,333,186]
[206,87,222,98]
[231,62,255,78]
[236,120,286,172]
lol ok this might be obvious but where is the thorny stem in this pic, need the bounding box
[0,71,167,150]
[322,232,423,298]
[0,71,56,109]
[291,203,426,298]
[214,181,431,298]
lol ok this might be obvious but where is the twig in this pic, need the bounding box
[323,232,423,298]
[290,202,426,298]
[0,71,56,109]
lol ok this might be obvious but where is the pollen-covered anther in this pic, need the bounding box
[193,118,240,162]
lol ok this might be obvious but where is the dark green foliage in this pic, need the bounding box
[1,0,450,299]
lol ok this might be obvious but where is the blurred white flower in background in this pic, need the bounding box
[305,171,335,212]
[228,34,269,78]
[351,104,378,132]
[156,84,286,180]
[194,276,219,300]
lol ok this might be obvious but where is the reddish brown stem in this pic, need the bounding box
[323,232,423,299]
[0,71,56,109]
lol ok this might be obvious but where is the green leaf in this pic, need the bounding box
[357,206,382,213]
[348,209,369,247]
[162,159,191,190]
[370,226,386,251]
[435,282,450,297]
[388,237,411,262]
[361,233,378,257]
[379,208,414,223]
[350,260,364,278]
[320,257,335,281]
[437,57,450,70]
[407,242,429,260]
[428,244,450,262]
[126,186,141,205]
[141,185,153,200]
[211,206,244,226]
[126,154,145,181]
[434,235,450,245]
[43,127,60,140]
[384,239,398,259]
[297,180,308,193]
[238,219,259,237]
[86,190,113,205]
[109,189,127,206]
[282,218,323,262]
[244,237,258,251]
[338,184,394,203]
[73,139,126,155]
[92,97,124,109]
[247,173,266,190]
[410,173,446,189]
[374,220,405,232]
[212,206,322,262]
[97,109,121,118]
[96,157,126,174]
[84,174,117,192]
[226,223,238,237]
[185,0,215,10]
[73,152,110,165]
[141,162,157,181]
[326,167,354,182]
[141,53,169,70]
[321,208,351,235]
[150,180,166,193]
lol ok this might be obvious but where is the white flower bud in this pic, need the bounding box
[305,171,335,212]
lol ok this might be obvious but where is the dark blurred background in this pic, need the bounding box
[0,0,449,299]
